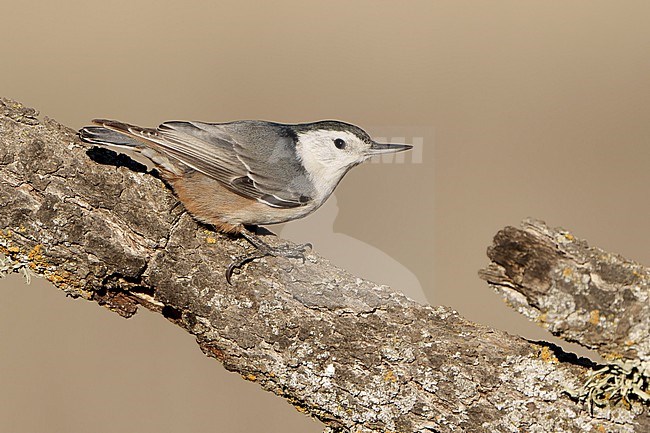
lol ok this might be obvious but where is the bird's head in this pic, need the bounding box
[293,120,412,173]
[289,120,412,201]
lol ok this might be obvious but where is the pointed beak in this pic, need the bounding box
[366,141,413,155]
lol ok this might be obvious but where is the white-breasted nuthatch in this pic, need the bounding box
[80,119,412,282]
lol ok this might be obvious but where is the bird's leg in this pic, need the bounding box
[226,227,312,284]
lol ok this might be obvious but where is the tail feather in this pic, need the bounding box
[79,119,184,177]
[79,126,144,148]
[79,118,160,148]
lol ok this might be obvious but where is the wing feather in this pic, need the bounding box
[125,120,314,208]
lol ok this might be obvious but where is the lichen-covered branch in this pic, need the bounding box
[479,219,650,363]
[1,97,648,432]
[480,220,650,413]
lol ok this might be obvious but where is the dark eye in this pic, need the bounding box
[334,138,346,149]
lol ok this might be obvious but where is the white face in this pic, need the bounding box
[294,129,372,201]
[296,129,372,168]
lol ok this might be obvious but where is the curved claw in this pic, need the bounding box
[226,251,266,285]
[225,262,237,285]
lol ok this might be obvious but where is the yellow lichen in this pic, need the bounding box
[383,370,397,382]
[45,270,71,285]
[562,267,573,278]
[28,244,42,260]
[293,405,307,413]
[589,310,600,326]
[539,346,558,364]
[564,233,575,241]
[205,237,217,244]
[26,244,51,270]
[243,373,257,381]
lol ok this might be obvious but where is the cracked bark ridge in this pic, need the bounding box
[480,218,650,362]
[1,97,649,432]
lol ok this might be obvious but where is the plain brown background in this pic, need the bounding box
[2,1,650,432]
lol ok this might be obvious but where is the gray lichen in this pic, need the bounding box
[0,254,35,283]
[566,359,650,413]
[0,234,39,284]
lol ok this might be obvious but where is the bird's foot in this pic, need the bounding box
[226,230,312,284]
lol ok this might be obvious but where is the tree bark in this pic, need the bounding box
[479,219,650,363]
[1,97,648,432]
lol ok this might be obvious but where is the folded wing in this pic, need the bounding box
[92,119,315,208]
